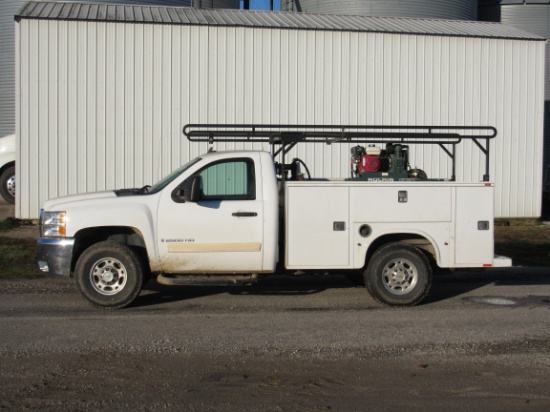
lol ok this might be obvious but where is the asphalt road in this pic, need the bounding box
[1,268,550,411]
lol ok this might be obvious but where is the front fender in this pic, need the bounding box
[64,199,160,269]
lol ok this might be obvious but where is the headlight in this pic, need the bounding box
[40,210,67,237]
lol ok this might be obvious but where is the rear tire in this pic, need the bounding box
[364,243,432,306]
[0,165,15,204]
[75,241,143,309]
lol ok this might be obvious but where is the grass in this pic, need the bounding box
[495,223,550,267]
[0,217,22,232]
[0,237,40,278]
[0,218,41,278]
[0,218,550,279]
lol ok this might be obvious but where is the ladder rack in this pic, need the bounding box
[182,124,497,181]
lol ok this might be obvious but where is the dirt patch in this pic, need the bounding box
[0,198,14,221]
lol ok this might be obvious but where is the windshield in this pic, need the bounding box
[148,157,202,194]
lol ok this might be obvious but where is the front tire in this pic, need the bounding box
[364,243,432,306]
[75,241,144,309]
[0,165,15,204]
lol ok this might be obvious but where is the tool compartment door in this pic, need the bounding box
[454,185,495,266]
[286,185,350,269]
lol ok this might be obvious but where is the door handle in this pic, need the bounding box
[232,212,258,217]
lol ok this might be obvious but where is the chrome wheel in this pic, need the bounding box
[382,258,418,295]
[6,174,15,197]
[90,257,128,296]
[365,243,432,306]
[0,165,15,204]
[76,241,144,309]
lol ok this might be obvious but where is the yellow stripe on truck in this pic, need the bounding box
[167,243,262,253]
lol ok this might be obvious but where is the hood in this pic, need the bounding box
[0,134,15,145]
[0,134,15,163]
[42,191,117,211]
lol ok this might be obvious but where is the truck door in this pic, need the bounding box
[156,157,264,273]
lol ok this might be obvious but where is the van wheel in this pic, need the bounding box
[75,241,143,309]
[364,243,432,306]
[0,165,15,204]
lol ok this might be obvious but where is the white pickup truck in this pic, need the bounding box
[0,134,16,204]
[36,125,511,309]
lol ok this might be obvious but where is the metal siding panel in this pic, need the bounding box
[141,23,153,183]
[171,24,182,172]
[55,21,66,198]
[86,21,96,193]
[111,22,124,188]
[208,26,219,127]
[246,28,258,123]
[46,21,58,200]
[77,21,88,192]
[16,19,28,217]
[0,0,25,137]
[28,19,40,213]
[15,18,20,215]
[306,30,317,124]
[270,29,281,126]
[95,22,106,192]
[103,22,115,190]
[67,22,79,194]
[161,24,172,178]
[260,29,271,125]
[133,23,144,184]
[151,24,163,183]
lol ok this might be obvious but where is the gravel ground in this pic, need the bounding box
[0,225,39,239]
[1,270,550,411]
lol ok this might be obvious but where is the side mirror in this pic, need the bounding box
[172,175,202,203]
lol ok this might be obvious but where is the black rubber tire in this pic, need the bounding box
[0,165,15,204]
[75,241,144,309]
[364,243,432,306]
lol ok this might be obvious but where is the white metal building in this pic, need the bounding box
[15,1,546,219]
[1,0,239,138]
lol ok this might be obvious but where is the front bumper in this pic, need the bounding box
[36,238,75,276]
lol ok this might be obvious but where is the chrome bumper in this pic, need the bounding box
[36,238,75,276]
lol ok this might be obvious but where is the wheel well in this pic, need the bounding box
[365,234,437,268]
[0,161,15,175]
[72,227,149,275]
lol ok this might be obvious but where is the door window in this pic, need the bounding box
[198,158,256,200]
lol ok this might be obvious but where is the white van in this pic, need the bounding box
[0,134,15,204]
